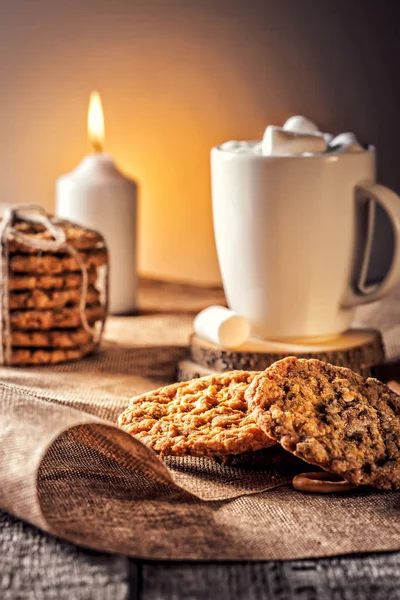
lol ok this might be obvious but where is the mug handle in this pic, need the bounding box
[342,182,400,307]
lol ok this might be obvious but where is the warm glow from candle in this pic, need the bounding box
[88,91,105,152]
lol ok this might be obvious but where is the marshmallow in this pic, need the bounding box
[262,125,327,156]
[0,203,11,217]
[193,305,250,348]
[252,142,263,155]
[220,141,242,151]
[328,132,364,153]
[283,115,320,135]
[220,141,255,154]
[323,132,334,144]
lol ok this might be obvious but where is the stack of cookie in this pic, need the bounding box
[118,357,400,491]
[2,214,108,366]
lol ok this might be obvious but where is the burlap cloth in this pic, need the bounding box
[1,281,400,561]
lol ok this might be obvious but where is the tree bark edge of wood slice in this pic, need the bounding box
[189,330,384,377]
[177,359,217,382]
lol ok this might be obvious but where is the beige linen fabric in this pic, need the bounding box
[0,309,400,561]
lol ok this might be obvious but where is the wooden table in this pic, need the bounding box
[1,279,400,599]
[2,509,400,599]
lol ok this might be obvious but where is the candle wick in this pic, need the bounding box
[91,141,104,153]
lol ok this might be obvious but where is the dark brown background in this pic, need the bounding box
[0,0,399,283]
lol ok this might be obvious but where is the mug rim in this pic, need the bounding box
[212,142,375,160]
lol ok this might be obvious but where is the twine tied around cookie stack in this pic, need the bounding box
[0,204,109,365]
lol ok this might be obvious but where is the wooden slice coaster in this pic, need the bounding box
[177,359,217,382]
[189,329,384,377]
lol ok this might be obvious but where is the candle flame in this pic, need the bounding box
[88,91,105,152]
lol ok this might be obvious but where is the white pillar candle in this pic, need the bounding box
[55,92,137,314]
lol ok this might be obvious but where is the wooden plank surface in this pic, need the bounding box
[2,507,400,599]
[0,510,132,600]
[140,556,400,599]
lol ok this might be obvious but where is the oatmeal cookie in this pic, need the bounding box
[246,357,400,490]
[9,285,99,310]
[9,342,96,365]
[8,269,98,291]
[10,249,107,275]
[11,327,92,348]
[118,371,275,457]
[5,219,104,254]
[10,303,105,330]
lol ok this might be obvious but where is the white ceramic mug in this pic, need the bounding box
[211,145,400,341]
